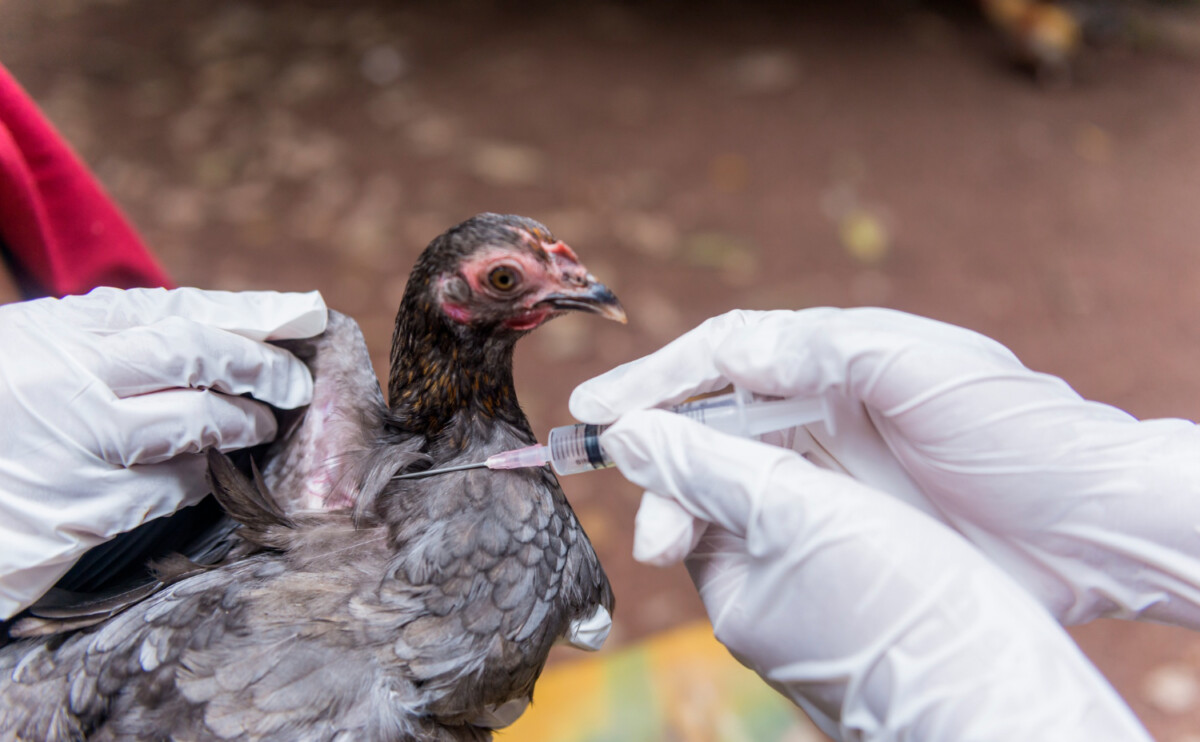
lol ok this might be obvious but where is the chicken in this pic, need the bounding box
[981,0,1083,83]
[0,213,621,741]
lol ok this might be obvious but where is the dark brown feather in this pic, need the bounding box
[205,450,295,549]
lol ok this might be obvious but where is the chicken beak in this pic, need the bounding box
[532,238,627,323]
[539,281,627,324]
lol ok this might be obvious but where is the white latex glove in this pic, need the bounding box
[0,286,327,619]
[571,308,1200,628]
[598,409,1151,741]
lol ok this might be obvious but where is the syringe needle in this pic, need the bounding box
[391,444,552,480]
[392,461,489,480]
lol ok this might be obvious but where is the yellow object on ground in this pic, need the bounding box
[838,208,889,265]
[499,621,824,742]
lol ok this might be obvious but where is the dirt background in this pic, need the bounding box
[4,0,1200,737]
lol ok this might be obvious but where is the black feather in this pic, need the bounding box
[205,450,295,541]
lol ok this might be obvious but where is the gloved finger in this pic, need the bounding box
[0,453,211,618]
[601,409,803,553]
[712,307,1032,412]
[633,490,707,567]
[93,390,279,466]
[570,309,811,422]
[0,456,210,544]
[29,287,328,341]
[89,316,315,408]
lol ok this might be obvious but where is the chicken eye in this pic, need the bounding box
[488,266,520,292]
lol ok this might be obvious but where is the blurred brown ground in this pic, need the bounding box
[4,0,1200,737]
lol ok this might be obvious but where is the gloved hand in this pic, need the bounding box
[571,308,1200,629]
[0,286,327,619]
[597,409,1152,741]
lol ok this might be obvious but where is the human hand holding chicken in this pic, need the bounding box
[0,287,326,619]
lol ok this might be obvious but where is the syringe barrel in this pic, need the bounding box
[543,390,825,477]
[670,392,824,438]
[547,423,615,476]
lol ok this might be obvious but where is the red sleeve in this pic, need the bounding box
[0,64,172,297]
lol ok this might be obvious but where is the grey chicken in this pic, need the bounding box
[0,213,621,740]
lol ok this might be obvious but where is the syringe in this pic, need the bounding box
[392,388,825,480]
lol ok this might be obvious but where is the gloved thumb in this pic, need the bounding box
[633,491,707,566]
[601,409,805,559]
